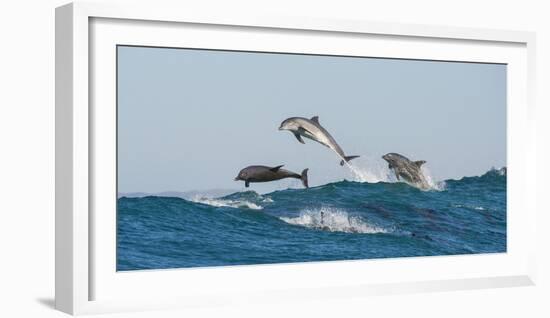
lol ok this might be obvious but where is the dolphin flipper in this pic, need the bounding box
[293,133,305,144]
[394,171,401,180]
[245,180,250,187]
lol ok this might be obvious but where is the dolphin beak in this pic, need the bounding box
[234,177,240,181]
[278,126,283,131]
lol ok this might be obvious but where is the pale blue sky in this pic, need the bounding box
[117,46,506,193]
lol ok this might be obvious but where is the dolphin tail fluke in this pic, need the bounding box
[340,155,360,166]
[301,169,309,188]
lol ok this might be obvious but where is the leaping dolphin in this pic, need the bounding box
[234,165,309,188]
[279,116,359,166]
[382,153,430,189]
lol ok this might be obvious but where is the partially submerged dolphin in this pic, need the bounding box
[279,116,359,166]
[234,165,309,188]
[382,153,430,189]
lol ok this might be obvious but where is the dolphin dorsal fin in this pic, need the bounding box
[414,160,426,167]
[310,116,320,124]
[270,165,284,172]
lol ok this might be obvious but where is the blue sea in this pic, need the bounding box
[117,169,506,271]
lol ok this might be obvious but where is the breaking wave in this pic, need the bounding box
[341,155,392,183]
[279,207,390,234]
[339,155,446,191]
[190,196,263,210]
[421,166,447,191]
[189,191,275,210]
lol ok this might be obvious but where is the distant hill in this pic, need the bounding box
[117,189,239,200]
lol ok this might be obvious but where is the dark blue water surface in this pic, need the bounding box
[117,169,506,270]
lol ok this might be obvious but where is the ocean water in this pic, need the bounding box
[117,169,506,271]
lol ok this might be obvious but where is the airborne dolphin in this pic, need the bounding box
[279,116,359,166]
[234,165,309,188]
[382,153,430,189]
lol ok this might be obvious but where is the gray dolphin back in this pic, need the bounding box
[236,165,309,188]
[280,116,360,166]
[382,153,429,189]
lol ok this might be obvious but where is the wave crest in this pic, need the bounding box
[420,166,447,191]
[279,207,389,234]
[339,155,446,191]
[340,156,392,183]
[190,196,263,210]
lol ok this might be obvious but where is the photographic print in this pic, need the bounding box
[116,46,506,271]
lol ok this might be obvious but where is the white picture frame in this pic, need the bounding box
[55,1,537,315]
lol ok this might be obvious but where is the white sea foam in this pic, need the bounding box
[452,204,486,211]
[335,153,392,183]
[494,167,507,176]
[420,166,446,191]
[279,207,389,234]
[343,159,392,183]
[335,152,445,191]
[191,196,263,210]
[262,197,274,203]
